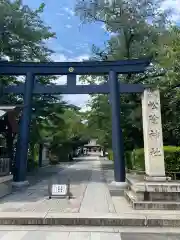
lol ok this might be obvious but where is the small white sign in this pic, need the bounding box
[52,184,67,196]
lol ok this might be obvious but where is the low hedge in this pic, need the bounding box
[107,149,132,169]
[131,146,180,172]
[108,150,113,161]
[108,146,180,173]
[27,158,38,172]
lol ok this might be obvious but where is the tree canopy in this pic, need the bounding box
[0,0,88,166]
[1,0,180,168]
[75,0,180,151]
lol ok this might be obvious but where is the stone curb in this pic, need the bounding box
[0,213,179,227]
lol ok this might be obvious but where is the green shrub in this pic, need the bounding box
[108,149,113,161]
[130,146,180,172]
[130,148,145,171]
[164,146,180,172]
[107,149,132,169]
[125,151,133,169]
[27,158,38,172]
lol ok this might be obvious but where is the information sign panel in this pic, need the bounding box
[52,184,67,195]
[48,179,71,199]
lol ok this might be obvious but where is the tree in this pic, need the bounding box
[47,107,88,161]
[0,0,54,61]
[0,1,70,169]
[75,0,179,151]
[155,26,180,146]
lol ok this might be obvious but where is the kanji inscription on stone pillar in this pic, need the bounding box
[142,89,166,181]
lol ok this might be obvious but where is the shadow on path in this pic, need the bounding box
[0,157,110,207]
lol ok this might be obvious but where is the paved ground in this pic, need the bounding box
[26,162,74,187]
[0,156,180,228]
[0,156,180,216]
[0,226,179,239]
[0,156,115,214]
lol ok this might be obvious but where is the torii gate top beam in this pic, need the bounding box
[0,58,151,75]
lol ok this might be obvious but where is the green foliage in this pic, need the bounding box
[75,0,180,156]
[108,149,113,161]
[75,0,171,149]
[47,108,88,161]
[125,151,133,170]
[0,1,89,169]
[0,0,55,61]
[2,0,180,173]
[85,95,112,147]
[130,148,145,171]
[130,147,180,173]
[107,149,132,169]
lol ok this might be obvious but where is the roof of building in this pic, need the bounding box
[0,106,19,119]
[0,109,6,118]
[0,105,21,133]
[84,140,101,147]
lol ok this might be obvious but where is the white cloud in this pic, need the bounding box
[54,45,73,54]
[101,23,118,36]
[50,53,90,109]
[63,7,75,16]
[109,32,118,36]
[65,24,72,29]
[101,24,106,30]
[56,12,64,16]
[65,94,91,108]
[161,0,180,22]
[51,54,68,62]
[51,53,89,62]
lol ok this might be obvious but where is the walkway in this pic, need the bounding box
[0,226,179,239]
[0,156,114,214]
[0,156,180,228]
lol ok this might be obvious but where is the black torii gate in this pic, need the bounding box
[0,58,151,185]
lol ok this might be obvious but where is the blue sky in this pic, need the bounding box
[22,0,112,108]
[22,0,180,108]
[23,0,110,58]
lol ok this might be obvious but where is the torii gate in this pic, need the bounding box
[0,58,151,186]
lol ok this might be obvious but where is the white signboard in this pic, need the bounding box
[51,184,67,196]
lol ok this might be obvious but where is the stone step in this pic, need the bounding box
[125,190,180,210]
[0,212,180,227]
[126,176,133,187]
[131,183,180,194]
[125,190,138,204]
[126,174,180,193]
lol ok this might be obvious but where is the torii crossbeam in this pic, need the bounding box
[0,58,151,186]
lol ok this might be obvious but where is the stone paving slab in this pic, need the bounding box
[0,227,180,239]
[0,230,123,240]
[1,157,180,227]
[0,160,92,213]
[0,157,114,215]
[80,160,115,214]
[0,231,178,240]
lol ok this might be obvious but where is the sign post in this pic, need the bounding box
[48,179,71,199]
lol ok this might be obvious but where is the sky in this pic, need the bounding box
[22,0,180,109]
[22,0,111,109]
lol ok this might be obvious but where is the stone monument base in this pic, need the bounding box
[144,175,170,182]
[125,174,180,210]
[0,175,13,198]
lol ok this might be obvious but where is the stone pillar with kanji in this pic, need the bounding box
[142,89,167,181]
